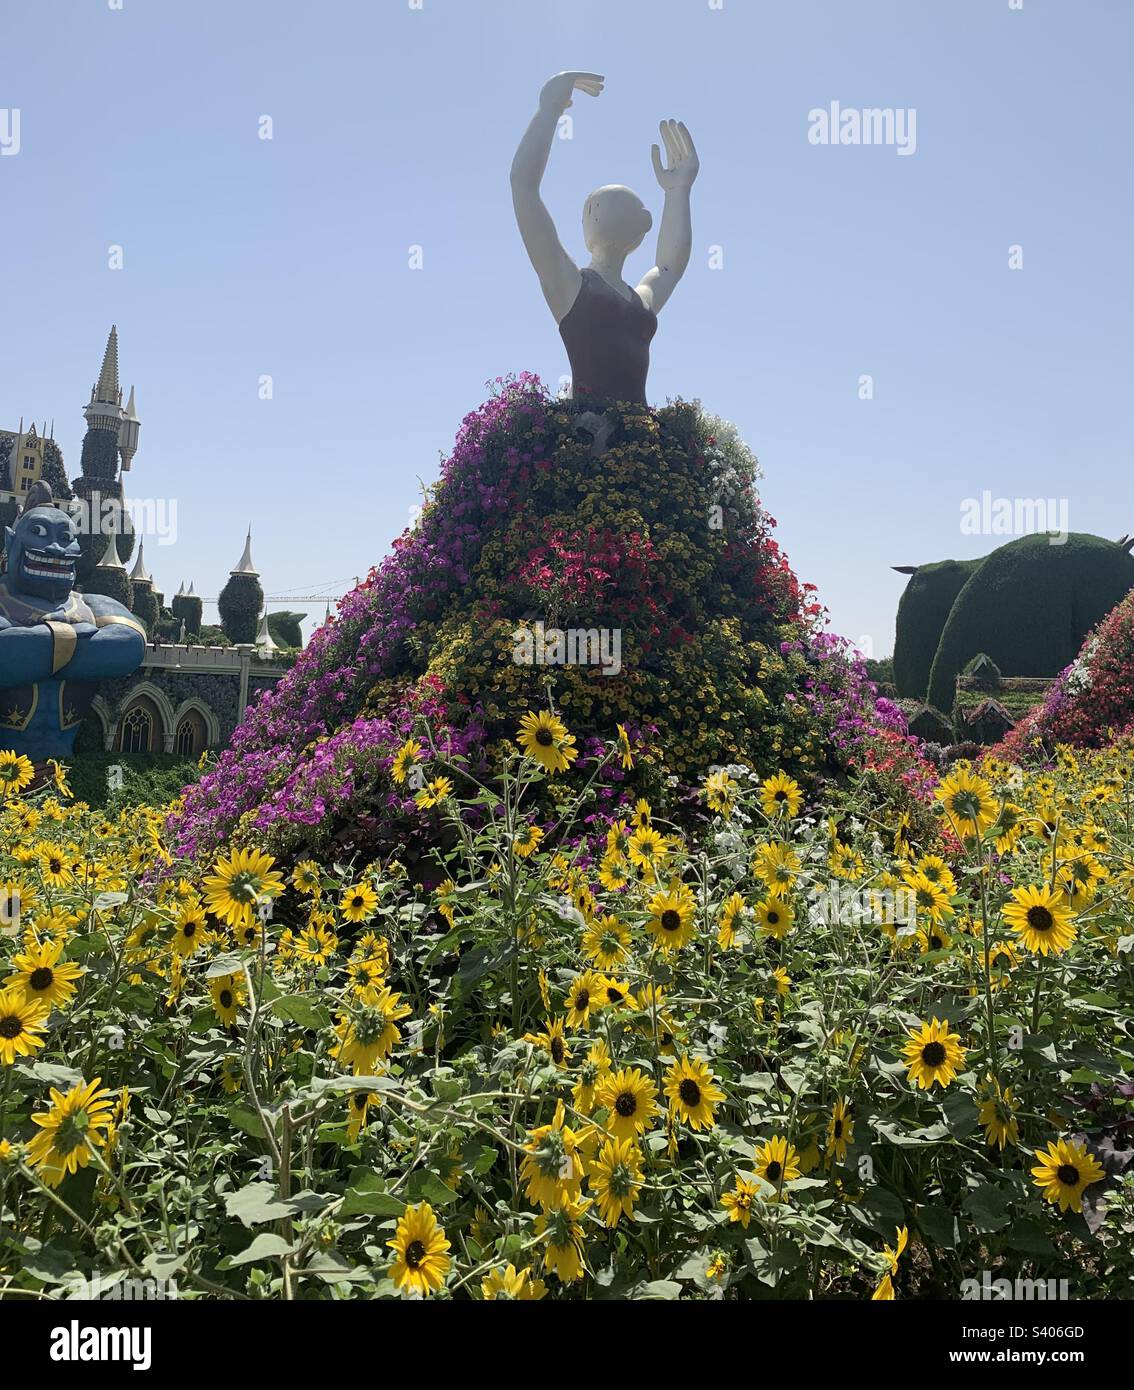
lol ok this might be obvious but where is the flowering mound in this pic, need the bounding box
[172,376,900,861]
[1001,587,1134,757]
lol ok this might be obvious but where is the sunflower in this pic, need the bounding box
[0,750,35,798]
[38,847,73,888]
[646,884,696,953]
[340,882,379,923]
[596,975,633,1009]
[755,897,794,940]
[598,854,630,893]
[627,826,669,880]
[573,1040,612,1115]
[582,914,630,970]
[632,798,653,830]
[517,710,578,774]
[753,1134,801,1197]
[979,1083,1020,1149]
[872,1225,909,1298]
[27,1077,115,1187]
[517,1014,568,1068]
[703,768,735,817]
[915,854,958,895]
[388,1202,451,1296]
[291,860,321,896]
[482,1263,547,1300]
[721,1175,759,1228]
[717,891,747,949]
[535,1195,590,1283]
[513,823,545,859]
[391,737,424,786]
[331,986,412,1073]
[202,847,285,930]
[904,870,953,927]
[1003,883,1076,956]
[916,923,952,954]
[172,903,207,956]
[903,1017,966,1090]
[415,776,454,809]
[1031,1137,1106,1212]
[935,768,998,840]
[826,1099,854,1162]
[521,1100,583,1209]
[760,772,804,819]
[596,1067,659,1141]
[9,938,83,1010]
[209,973,245,1027]
[664,1054,724,1133]
[615,724,634,770]
[753,840,800,894]
[0,986,48,1065]
[589,1136,644,1227]
[564,971,604,1029]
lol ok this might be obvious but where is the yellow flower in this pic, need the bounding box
[521,1100,583,1210]
[172,903,207,955]
[535,1195,590,1283]
[391,738,424,786]
[524,1015,571,1069]
[826,1099,854,1162]
[596,1066,659,1141]
[481,1263,547,1300]
[388,1203,451,1296]
[1003,883,1076,956]
[9,938,83,1010]
[291,860,321,896]
[0,987,49,1065]
[721,1175,759,1228]
[588,1136,643,1227]
[717,891,746,949]
[415,776,453,809]
[331,985,411,1073]
[664,1054,724,1131]
[564,971,604,1029]
[646,882,695,953]
[517,710,578,774]
[615,724,634,770]
[202,847,285,930]
[1031,1137,1106,1212]
[27,1078,115,1187]
[760,772,804,819]
[0,750,35,798]
[903,1017,966,1090]
[582,914,630,970]
[513,823,544,858]
[340,881,379,923]
[703,768,735,816]
[754,897,793,940]
[979,1083,1019,1149]
[753,1134,801,1197]
[209,973,245,1027]
[935,768,998,840]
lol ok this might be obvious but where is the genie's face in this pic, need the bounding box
[4,505,81,603]
[583,185,653,258]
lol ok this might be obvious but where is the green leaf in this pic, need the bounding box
[220,1233,296,1268]
[225,1182,297,1228]
[226,1104,265,1139]
[270,995,332,1031]
[919,1204,959,1249]
[963,1186,1011,1234]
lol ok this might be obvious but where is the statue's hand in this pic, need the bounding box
[539,71,604,117]
[651,119,699,193]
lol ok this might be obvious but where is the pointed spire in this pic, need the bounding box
[94,325,120,404]
[176,580,186,598]
[254,609,279,656]
[129,541,152,585]
[95,531,125,571]
[187,581,196,597]
[124,385,138,421]
[231,526,259,577]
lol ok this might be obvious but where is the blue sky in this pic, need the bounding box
[2,0,1130,653]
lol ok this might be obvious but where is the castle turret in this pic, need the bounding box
[118,383,141,473]
[219,527,264,644]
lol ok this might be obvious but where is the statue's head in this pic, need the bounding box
[583,185,652,258]
[3,481,81,603]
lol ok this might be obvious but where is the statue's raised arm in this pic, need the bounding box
[510,73,699,405]
[510,71,603,323]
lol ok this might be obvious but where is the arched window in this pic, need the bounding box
[174,709,207,758]
[117,696,160,754]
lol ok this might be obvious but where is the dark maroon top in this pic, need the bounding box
[558,268,658,405]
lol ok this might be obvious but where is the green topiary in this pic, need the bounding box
[926,533,1134,713]
[172,592,203,637]
[41,439,72,501]
[267,611,304,649]
[218,574,263,645]
[130,584,160,637]
[892,559,979,698]
[80,566,132,609]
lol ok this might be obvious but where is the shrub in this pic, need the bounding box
[892,559,978,698]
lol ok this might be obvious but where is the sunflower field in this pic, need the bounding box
[1,722,1133,1303]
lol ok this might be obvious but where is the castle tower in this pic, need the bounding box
[76,326,136,582]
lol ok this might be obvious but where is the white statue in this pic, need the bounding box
[510,71,699,404]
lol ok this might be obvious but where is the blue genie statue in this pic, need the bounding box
[0,481,146,761]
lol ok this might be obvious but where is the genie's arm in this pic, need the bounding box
[0,617,58,686]
[64,597,147,681]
